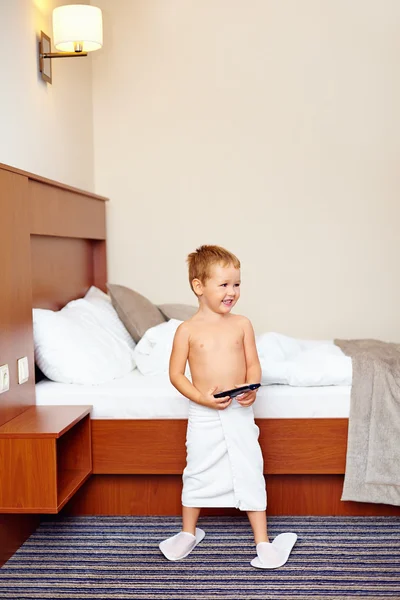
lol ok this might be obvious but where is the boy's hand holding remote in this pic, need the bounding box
[204,386,232,410]
[213,383,261,406]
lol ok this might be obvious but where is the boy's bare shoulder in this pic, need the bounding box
[173,320,190,338]
[230,314,252,328]
[174,318,197,339]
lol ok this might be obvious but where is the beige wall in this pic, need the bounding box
[0,0,95,191]
[92,0,399,340]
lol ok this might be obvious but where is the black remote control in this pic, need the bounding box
[214,383,261,399]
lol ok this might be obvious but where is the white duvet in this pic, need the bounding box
[133,322,352,386]
[257,332,352,386]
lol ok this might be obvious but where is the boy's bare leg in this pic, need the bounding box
[247,510,269,544]
[182,506,201,535]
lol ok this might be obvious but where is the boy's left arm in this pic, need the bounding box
[236,318,262,407]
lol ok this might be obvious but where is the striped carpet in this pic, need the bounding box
[0,516,399,599]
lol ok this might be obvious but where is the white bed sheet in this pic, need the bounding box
[35,370,351,419]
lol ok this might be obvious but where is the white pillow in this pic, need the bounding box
[33,297,136,385]
[83,286,136,352]
[85,285,112,304]
[133,319,190,376]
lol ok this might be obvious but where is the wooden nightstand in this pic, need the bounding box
[0,405,92,513]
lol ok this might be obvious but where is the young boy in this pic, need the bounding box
[159,245,296,568]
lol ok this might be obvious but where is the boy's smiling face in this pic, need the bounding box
[193,263,241,314]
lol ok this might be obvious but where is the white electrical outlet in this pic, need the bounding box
[0,364,10,394]
[17,357,29,385]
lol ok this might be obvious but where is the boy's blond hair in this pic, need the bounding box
[187,245,241,293]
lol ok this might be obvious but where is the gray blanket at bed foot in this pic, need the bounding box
[335,338,400,506]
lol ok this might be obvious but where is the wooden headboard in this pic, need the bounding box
[0,162,108,426]
[29,178,107,309]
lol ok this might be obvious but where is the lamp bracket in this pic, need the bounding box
[38,31,88,84]
[40,52,88,59]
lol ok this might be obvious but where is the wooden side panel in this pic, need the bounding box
[64,475,183,516]
[92,420,188,474]
[29,180,106,240]
[0,168,35,427]
[92,240,107,292]
[267,475,400,516]
[260,419,348,474]
[91,419,348,475]
[64,474,400,517]
[31,236,94,310]
[0,515,40,567]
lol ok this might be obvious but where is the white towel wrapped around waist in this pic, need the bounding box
[182,401,266,511]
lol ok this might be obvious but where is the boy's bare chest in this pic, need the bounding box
[190,326,243,354]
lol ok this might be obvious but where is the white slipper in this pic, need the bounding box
[159,528,205,561]
[250,532,297,569]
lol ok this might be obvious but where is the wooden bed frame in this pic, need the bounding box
[2,162,399,521]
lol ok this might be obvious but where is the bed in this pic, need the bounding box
[36,373,352,420]
[22,169,399,517]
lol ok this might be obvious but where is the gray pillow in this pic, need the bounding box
[107,284,165,343]
[158,303,198,321]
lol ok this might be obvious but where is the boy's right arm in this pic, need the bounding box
[169,323,231,410]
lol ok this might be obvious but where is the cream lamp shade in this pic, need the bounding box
[53,5,103,53]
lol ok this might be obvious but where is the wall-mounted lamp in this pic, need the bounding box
[39,4,103,84]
